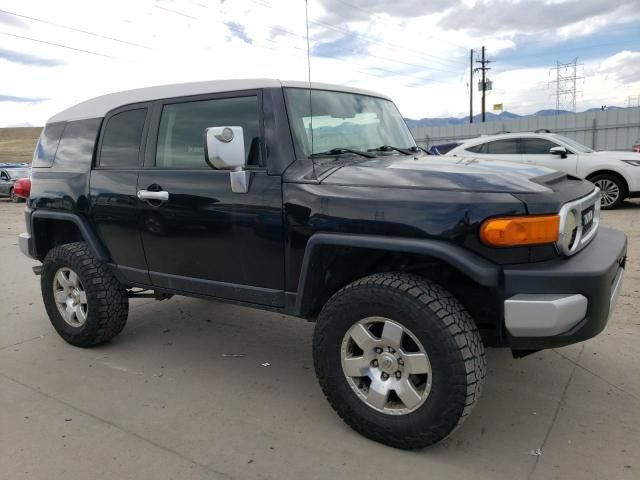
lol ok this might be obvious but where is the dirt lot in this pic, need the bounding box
[0,197,638,480]
[0,127,41,164]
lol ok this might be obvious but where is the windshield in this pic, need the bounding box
[284,88,416,157]
[553,135,594,153]
[8,169,30,179]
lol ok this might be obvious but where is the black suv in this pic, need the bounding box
[19,79,627,449]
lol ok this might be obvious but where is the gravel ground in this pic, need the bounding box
[0,197,638,480]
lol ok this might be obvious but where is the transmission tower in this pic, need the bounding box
[550,58,583,114]
[627,95,640,108]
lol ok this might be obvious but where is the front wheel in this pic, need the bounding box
[591,173,626,210]
[41,242,129,347]
[9,188,21,203]
[313,273,486,449]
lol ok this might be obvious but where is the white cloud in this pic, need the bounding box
[0,0,638,126]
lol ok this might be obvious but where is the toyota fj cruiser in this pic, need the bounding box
[19,79,627,449]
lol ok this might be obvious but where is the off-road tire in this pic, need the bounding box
[313,272,486,449]
[41,242,129,347]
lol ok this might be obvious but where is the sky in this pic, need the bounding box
[0,0,639,127]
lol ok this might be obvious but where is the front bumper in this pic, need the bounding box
[502,227,627,350]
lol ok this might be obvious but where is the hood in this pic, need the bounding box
[595,151,640,160]
[320,154,561,193]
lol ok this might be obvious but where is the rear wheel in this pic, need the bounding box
[313,272,486,449]
[590,173,626,209]
[41,242,129,347]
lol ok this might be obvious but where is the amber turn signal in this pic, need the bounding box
[480,215,560,247]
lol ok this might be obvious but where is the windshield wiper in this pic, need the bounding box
[407,145,432,155]
[367,145,413,155]
[310,148,376,159]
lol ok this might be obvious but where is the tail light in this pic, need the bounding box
[13,178,31,199]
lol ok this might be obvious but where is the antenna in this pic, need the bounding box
[304,0,315,170]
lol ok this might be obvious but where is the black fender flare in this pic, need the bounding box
[31,210,110,262]
[294,233,500,316]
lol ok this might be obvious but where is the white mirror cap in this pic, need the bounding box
[205,126,245,170]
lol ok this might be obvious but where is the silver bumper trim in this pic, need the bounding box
[504,294,588,337]
[18,232,32,258]
[609,268,625,318]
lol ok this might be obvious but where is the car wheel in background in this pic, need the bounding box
[9,188,21,203]
[590,173,626,210]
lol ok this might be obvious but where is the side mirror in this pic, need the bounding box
[205,126,246,170]
[204,126,250,193]
[550,146,567,158]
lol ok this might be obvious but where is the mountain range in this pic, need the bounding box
[404,106,622,128]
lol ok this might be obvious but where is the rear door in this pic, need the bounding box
[465,138,522,163]
[137,90,285,307]
[521,137,578,175]
[89,104,151,284]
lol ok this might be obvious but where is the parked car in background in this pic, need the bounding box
[632,141,640,153]
[446,132,640,209]
[0,167,30,202]
[428,142,461,155]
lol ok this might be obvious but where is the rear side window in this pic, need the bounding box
[484,139,520,154]
[99,109,147,168]
[54,118,102,171]
[465,144,485,154]
[522,138,558,154]
[32,122,65,168]
[155,95,260,168]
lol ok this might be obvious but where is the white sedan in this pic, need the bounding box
[446,132,640,209]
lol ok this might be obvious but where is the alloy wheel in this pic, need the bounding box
[52,267,88,327]
[340,317,432,415]
[594,179,620,208]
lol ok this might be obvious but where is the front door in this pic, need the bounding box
[521,137,578,175]
[0,170,10,196]
[138,91,285,307]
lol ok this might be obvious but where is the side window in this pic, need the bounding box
[155,95,260,168]
[0,171,8,181]
[32,122,65,168]
[485,139,519,154]
[522,138,558,154]
[54,118,102,171]
[99,109,147,168]
[465,144,485,154]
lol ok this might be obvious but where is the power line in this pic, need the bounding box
[0,8,151,50]
[0,31,120,59]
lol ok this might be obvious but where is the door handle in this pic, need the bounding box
[137,190,169,202]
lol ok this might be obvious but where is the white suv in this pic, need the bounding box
[446,132,640,209]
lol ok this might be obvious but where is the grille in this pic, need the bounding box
[557,188,601,256]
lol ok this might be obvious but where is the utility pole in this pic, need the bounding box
[469,49,474,124]
[474,46,492,122]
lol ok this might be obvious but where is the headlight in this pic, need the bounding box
[622,160,640,167]
[480,215,559,247]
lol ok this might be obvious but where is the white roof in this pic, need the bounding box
[48,79,391,123]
